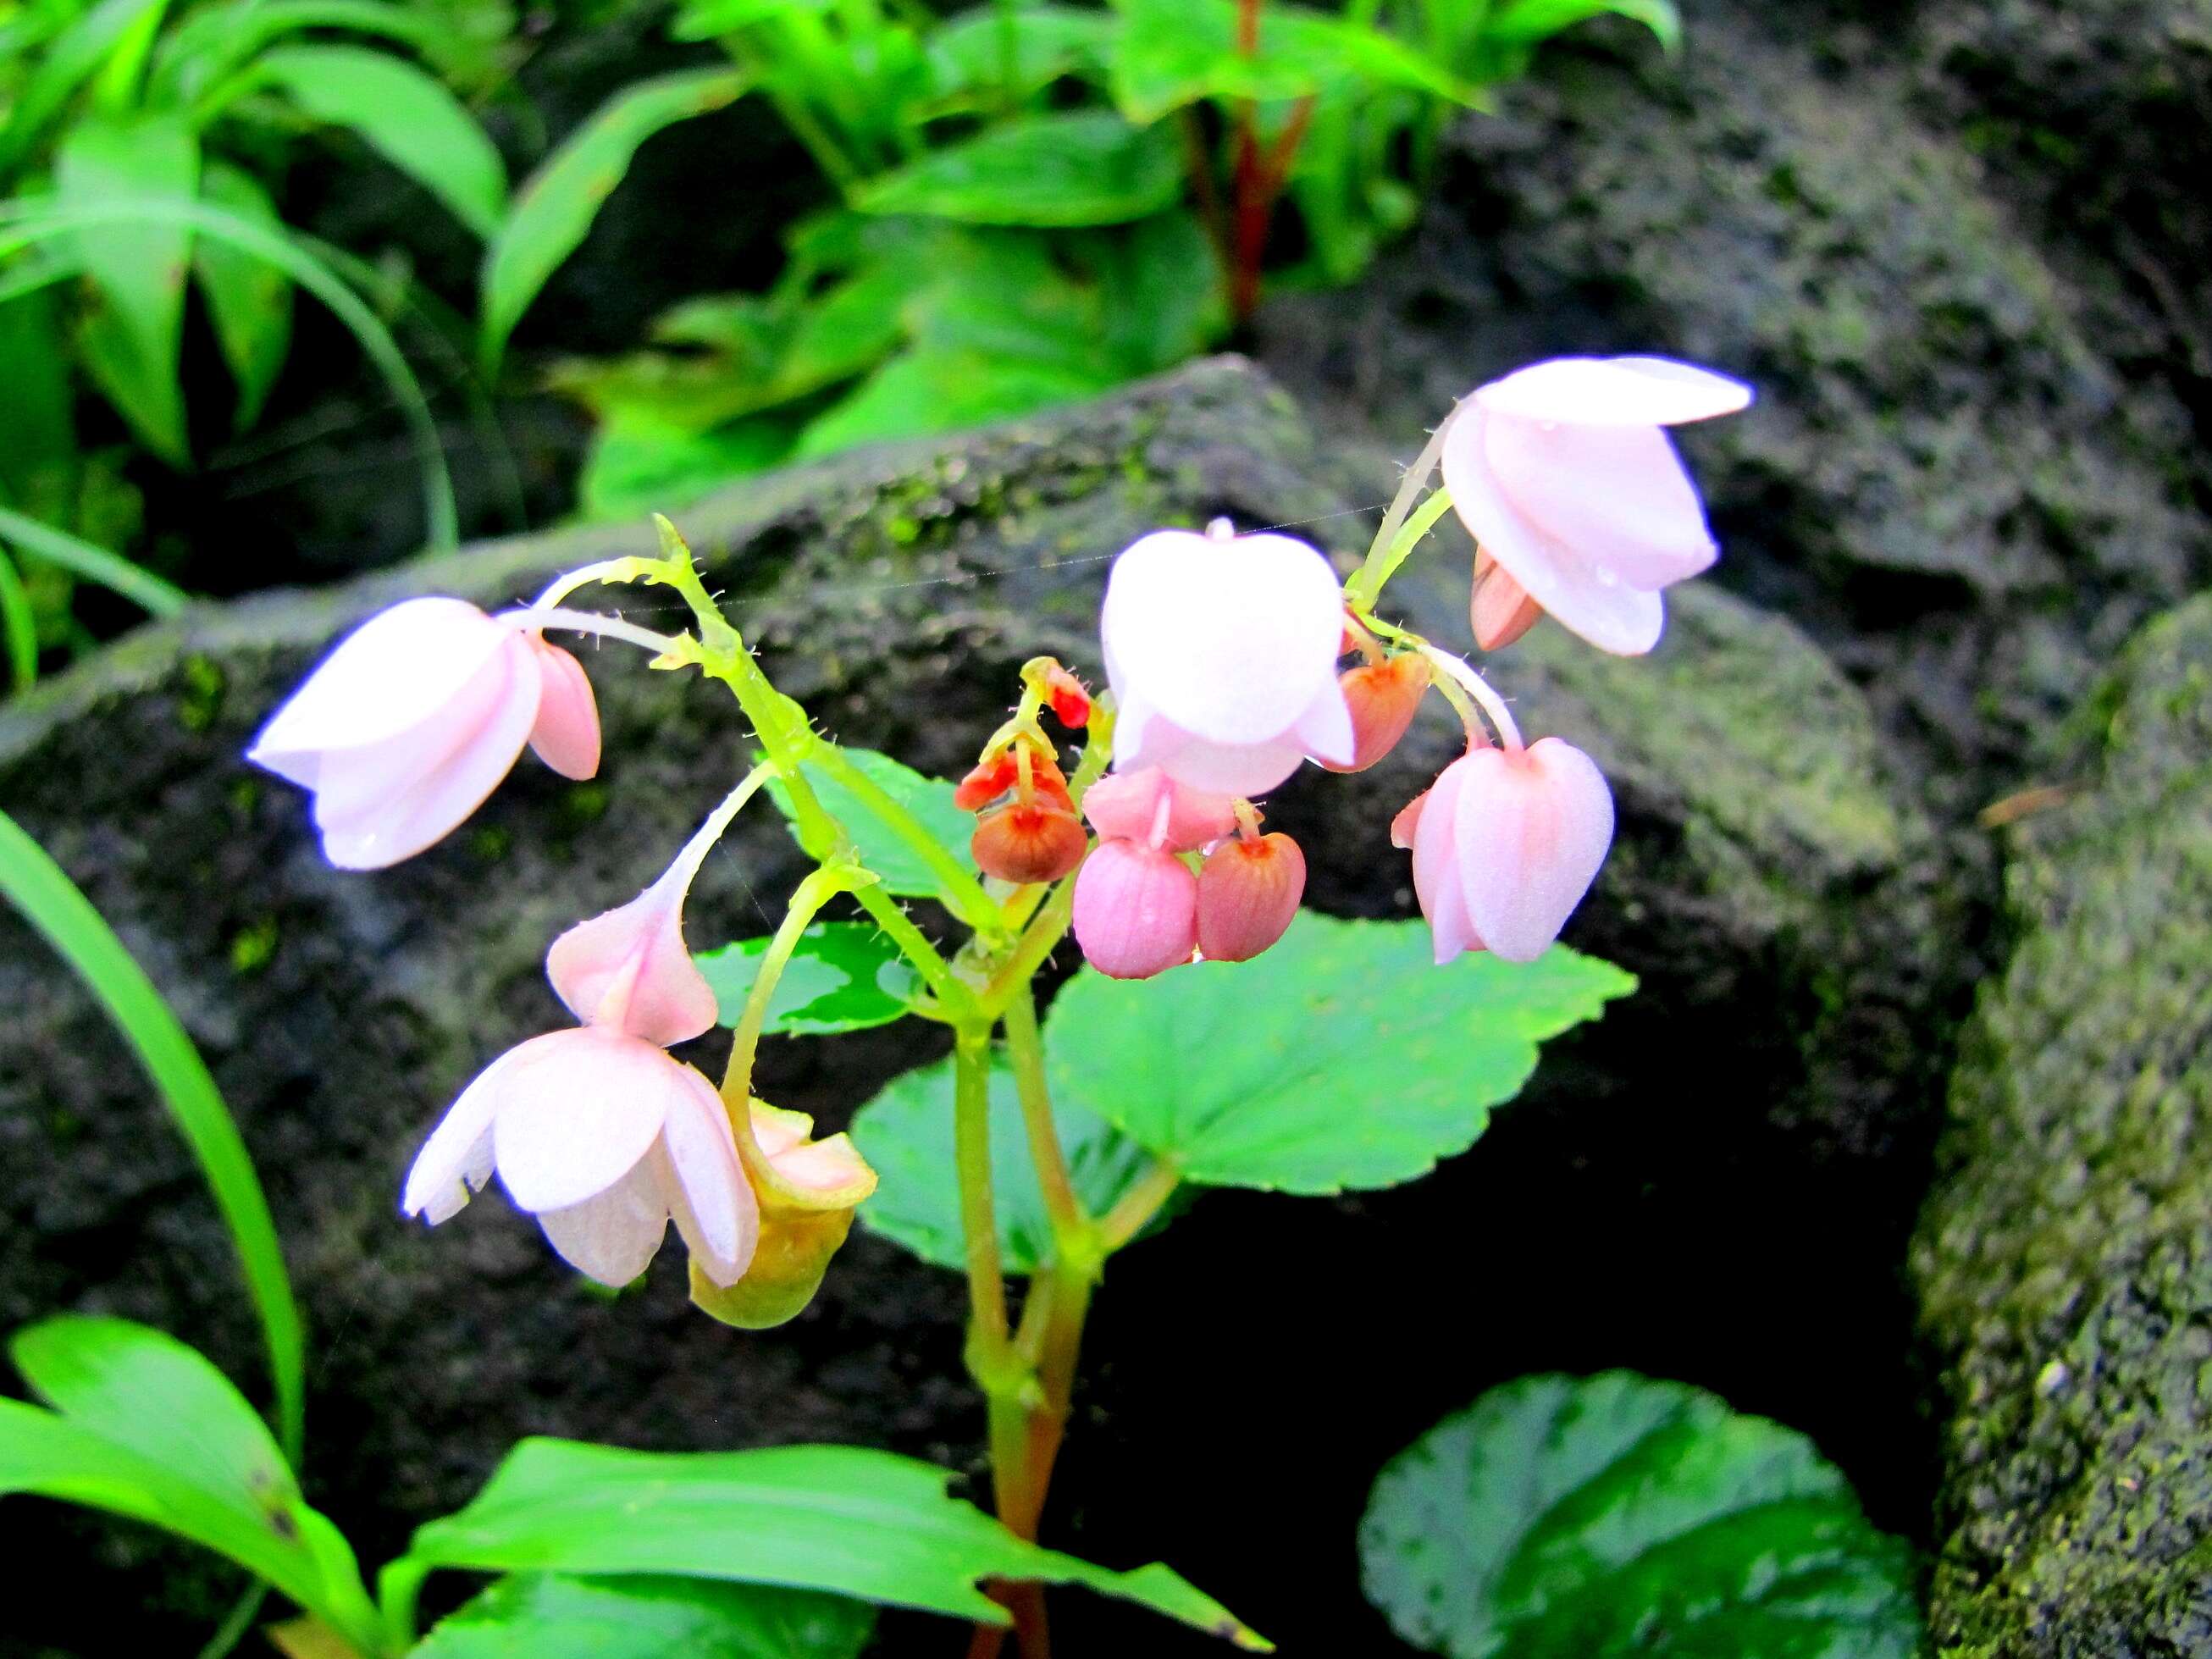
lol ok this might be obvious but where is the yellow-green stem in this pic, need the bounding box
[810,743,1004,936]
[1003,987,1087,1247]
[1347,484,1456,610]
[954,1022,1014,1371]
[719,864,856,1110]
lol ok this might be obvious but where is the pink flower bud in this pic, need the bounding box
[1322,654,1431,772]
[1197,832,1305,962]
[247,596,602,869]
[1102,528,1354,794]
[1442,357,1750,656]
[1082,766,1238,853]
[1468,549,1544,652]
[1407,738,1615,963]
[1071,838,1198,979]
[971,801,1088,884]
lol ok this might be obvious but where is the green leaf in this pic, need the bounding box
[765,748,973,904]
[0,0,170,169]
[853,1053,1159,1274]
[153,0,491,108]
[0,1321,380,1651]
[392,1440,1270,1648]
[1359,1372,1923,1659]
[1480,0,1680,50]
[57,115,201,467]
[575,408,800,521]
[1107,0,1468,124]
[697,921,921,1037]
[0,505,185,617]
[481,67,752,370]
[195,163,294,430]
[1092,209,1227,373]
[257,44,508,239]
[0,550,36,693]
[0,812,299,1459]
[924,6,1119,108]
[413,1573,874,1658]
[795,346,1111,460]
[854,110,1181,227]
[1047,914,1634,1194]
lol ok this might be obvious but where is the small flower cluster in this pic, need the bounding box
[1064,353,1750,976]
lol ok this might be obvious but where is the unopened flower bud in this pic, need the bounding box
[954,744,1072,813]
[1197,832,1305,962]
[1323,654,1430,772]
[972,801,1088,884]
[1042,665,1092,728]
[1083,766,1237,852]
[1470,548,1543,652]
[1071,838,1197,979]
[954,752,1020,811]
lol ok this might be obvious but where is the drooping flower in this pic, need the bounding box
[1322,653,1431,773]
[1197,831,1306,962]
[1441,357,1751,656]
[1071,838,1198,979]
[1397,738,1615,964]
[400,795,755,1287]
[1101,528,1354,795]
[248,597,600,869]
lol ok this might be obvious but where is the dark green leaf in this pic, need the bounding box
[924,6,1119,108]
[853,1052,1159,1274]
[854,110,1181,227]
[395,1440,1269,1647]
[795,346,1112,459]
[412,1573,874,1658]
[1092,210,1227,373]
[1047,914,1634,1193]
[1360,1372,1922,1659]
[257,45,509,238]
[57,116,201,467]
[153,0,493,106]
[1108,0,1468,124]
[697,921,921,1037]
[766,748,974,903]
[0,1320,379,1649]
[195,163,294,430]
[481,68,752,368]
[0,551,35,692]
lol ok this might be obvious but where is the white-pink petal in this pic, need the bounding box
[1483,418,1716,590]
[1289,677,1357,769]
[527,639,601,781]
[1451,738,1615,962]
[536,1153,669,1287]
[401,1043,521,1222]
[1411,758,1484,965]
[489,1027,677,1213]
[1474,356,1753,428]
[659,1070,757,1286]
[1102,530,1346,747]
[1442,410,1667,657]
[545,808,724,1047]
[1081,767,1239,853]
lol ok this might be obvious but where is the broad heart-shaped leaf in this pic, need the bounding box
[854,110,1182,227]
[1359,1372,1922,1659]
[1046,914,1634,1194]
[393,1440,1271,1648]
[853,1052,1158,1274]
[255,44,508,239]
[481,67,752,368]
[696,921,921,1037]
[0,1318,382,1651]
[412,1573,874,1658]
[766,748,973,904]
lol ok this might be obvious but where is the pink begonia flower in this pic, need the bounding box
[1396,738,1615,965]
[1081,766,1239,853]
[1071,838,1198,979]
[400,797,757,1288]
[248,596,600,870]
[1441,357,1751,656]
[1102,528,1354,796]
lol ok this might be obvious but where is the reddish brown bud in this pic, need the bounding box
[1042,665,1092,728]
[1323,653,1431,773]
[1471,547,1543,651]
[1197,832,1306,962]
[972,801,1088,884]
[954,753,1020,811]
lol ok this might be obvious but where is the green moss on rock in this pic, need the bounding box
[1915,594,2212,1657]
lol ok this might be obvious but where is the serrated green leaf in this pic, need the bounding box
[195,163,293,430]
[853,1052,1159,1274]
[1046,913,1634,1194]
[855,110,1181,227]
[0,1319,380,1651]
[1360,1372,1922,1659]
[412,1573,874,1658]
[257,44,508,238]
[394,1440,1270,1648]
[697,921,921,1037]
[765,748,973,903]
[58,115,200,467]
[481,67,751,368]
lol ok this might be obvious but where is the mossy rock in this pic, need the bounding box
[0,360,1950,1654]
[1915,592,2212,1656]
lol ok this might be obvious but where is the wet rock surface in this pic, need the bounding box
[1914,594,2212,1659]
[0,360,1955,1655]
